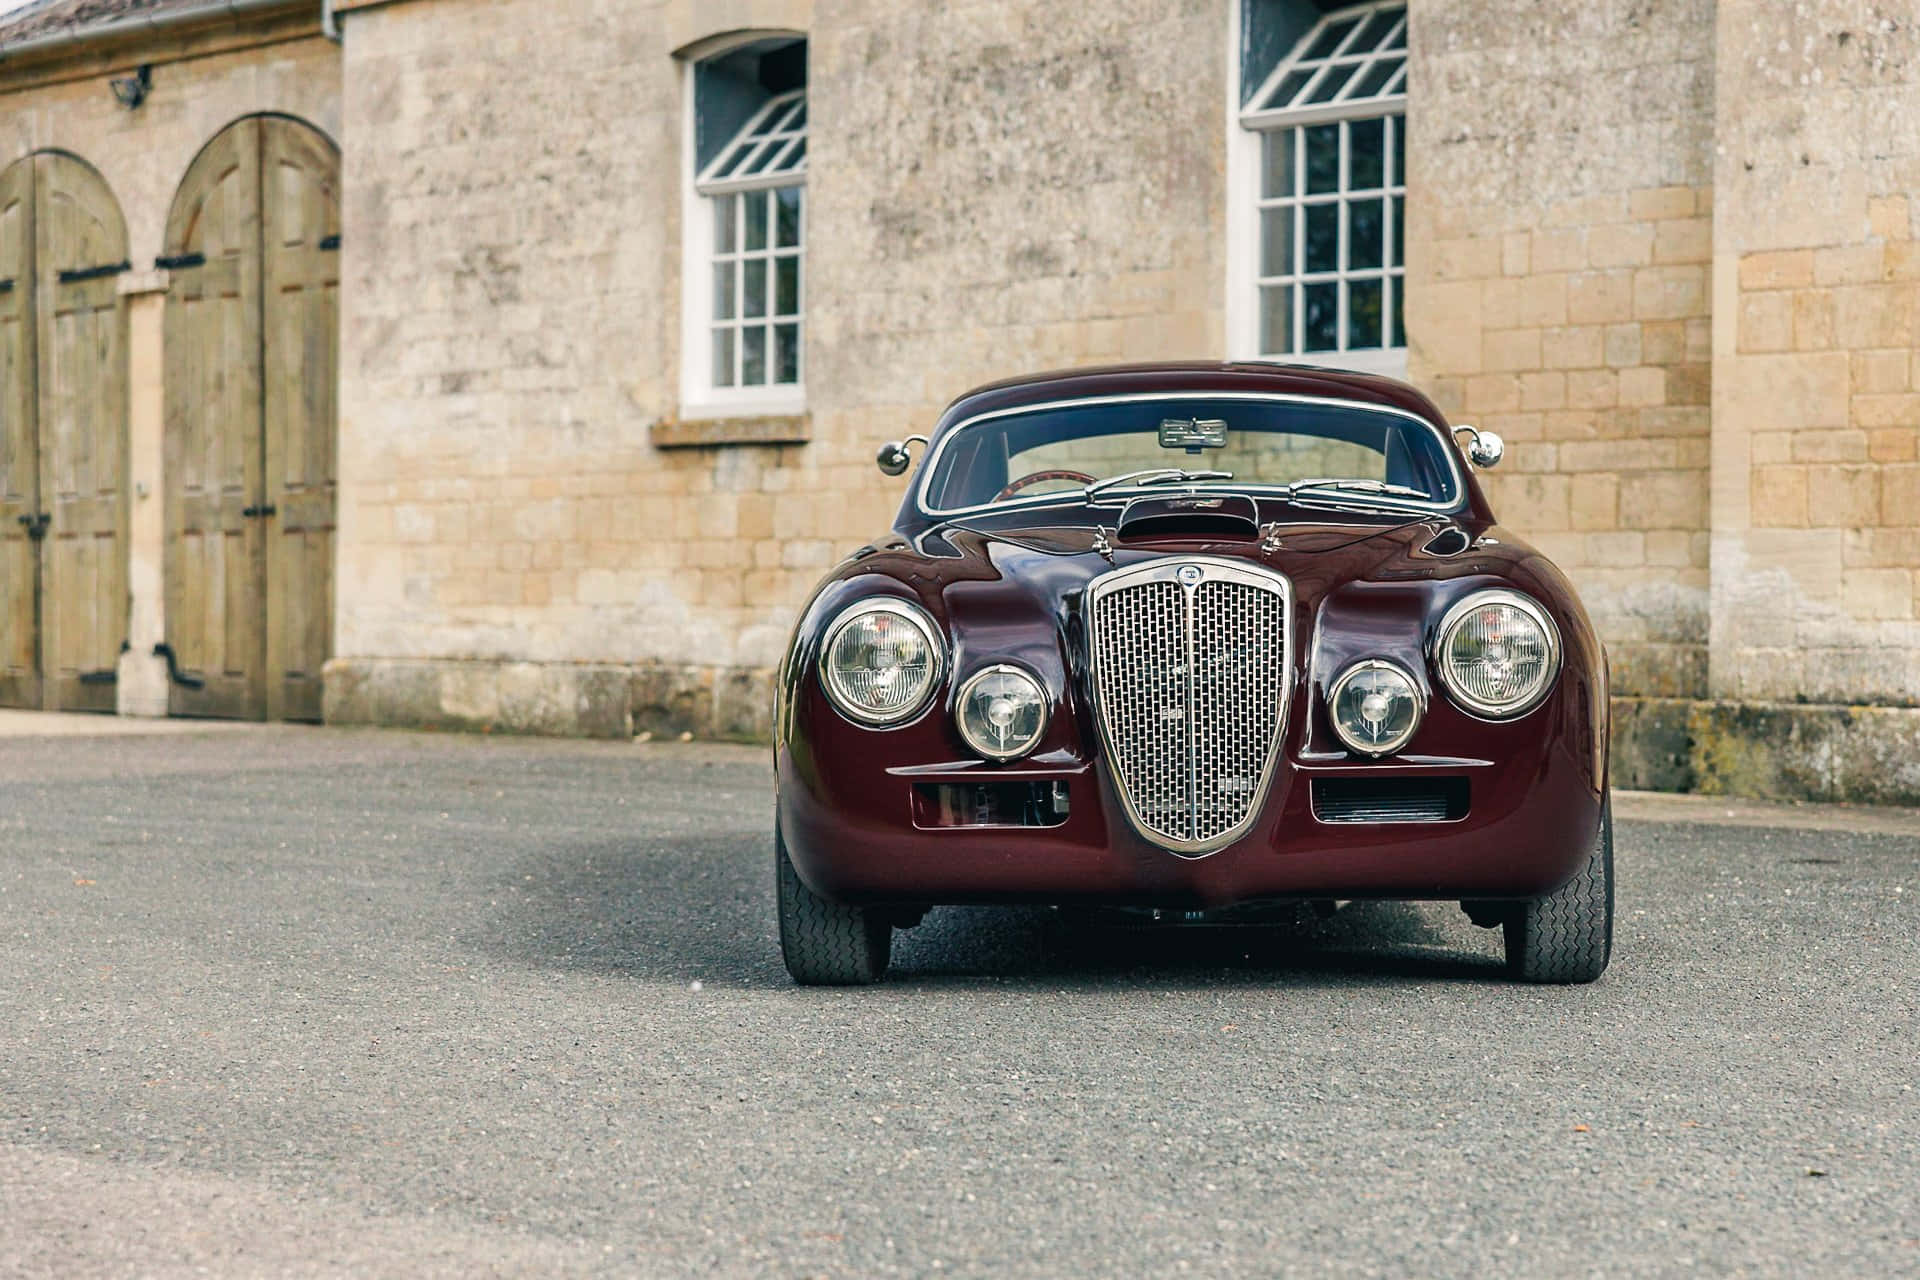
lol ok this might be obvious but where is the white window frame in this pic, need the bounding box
[679,67,807,420]
[1227,0,1408,378]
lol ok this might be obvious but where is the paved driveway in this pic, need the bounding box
[1,726,1915,1276]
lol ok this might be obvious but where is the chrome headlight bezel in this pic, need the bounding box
[1432,588,1562,720]
[954,662,1051,763]
[1327,658,1426,758]
[817,597,946,727]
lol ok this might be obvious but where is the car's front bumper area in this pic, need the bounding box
[778,711,1604,910]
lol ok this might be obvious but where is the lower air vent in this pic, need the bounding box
[1312,776,1469,824]
[913,781,1070,829]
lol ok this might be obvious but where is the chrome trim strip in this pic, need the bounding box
[1084,556,1294,858]
[914,390,1469,520]
[1431,588,1562,720]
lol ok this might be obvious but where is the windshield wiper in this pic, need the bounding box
[1286,477,1432,501]
[1083,468,1235,499]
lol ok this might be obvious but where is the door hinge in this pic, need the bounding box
[241,503,278,518]
[57,260,131,285]
[152,643,206,690]
[16,513,49,540]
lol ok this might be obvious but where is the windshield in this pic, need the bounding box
[918,394,1462,514]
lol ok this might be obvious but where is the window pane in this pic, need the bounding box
[1350,8,1402,52]
[1348,279,1384,349]
[1391,115,1406,186]
[785,138,807,170]
[775,254,800,316]
[1350,118,1385,190]
[1261,206,1294,277]
[1306,60,1360,104]
[1304,202,1339,273]
[744,192,768,251]
[1392,195,1405,267]
[1349,199,1384,270]
[1261,130,1295,198]
[1303,281,1338,351]
[789,101,807,129]
[712,328,735,387]
[1384,18,1406,50]
[1302,16,1358,61]
[1391,280,1404,347]
[775,187,802,247]
[713,262,736,320]
[1304,123,1340,194]
[739,141,774,177]
[714,196,736,254]
[774,323,800,384]
[1271,68,1315,107]
[1260,284,1293,355]
[742,326,767,385]
[743,259,767,318]
[1354,55,1403,101]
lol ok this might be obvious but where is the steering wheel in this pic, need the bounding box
[996,469,1098,501]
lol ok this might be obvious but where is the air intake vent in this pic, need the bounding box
[1312,776,1469,824]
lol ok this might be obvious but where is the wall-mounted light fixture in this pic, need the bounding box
[110,65,151,109]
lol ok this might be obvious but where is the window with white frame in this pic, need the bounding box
[682,38,806,414]
[1239,2,1406,367]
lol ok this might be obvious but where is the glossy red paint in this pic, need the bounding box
[775,363,1608,909]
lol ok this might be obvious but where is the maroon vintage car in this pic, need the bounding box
[774,362,1612,985]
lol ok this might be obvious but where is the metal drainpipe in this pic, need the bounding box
[0,0,310,63]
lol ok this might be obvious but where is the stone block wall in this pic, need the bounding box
[1709,0,1920,706]
[1406,0,1718,699]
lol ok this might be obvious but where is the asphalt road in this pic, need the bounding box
[1,727,1915,1278]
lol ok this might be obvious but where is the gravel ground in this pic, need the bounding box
[0,726,1914,1277]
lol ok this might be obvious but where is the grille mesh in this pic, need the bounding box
[1089,565,1289,851]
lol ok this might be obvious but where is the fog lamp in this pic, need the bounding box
[955,664,1049,762]
[1329,659,1423,758]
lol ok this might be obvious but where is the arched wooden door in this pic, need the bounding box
[163,116,338,721]
[0,151,130,712]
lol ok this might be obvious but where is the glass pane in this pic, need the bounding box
[1306,60,1360,104]
[1391,279,1404,347]
[742,326,767,385]
[1391,115,1406,186]
[775,187,802,247]
[789,101,807,129]
[1304,123,1340,194]
[713,262,735,320]
[712,328,735,387]
[785,138,807,170]
[1261,206,1294,277]
[744,192,768,251]
[1392,195,1405,267]
[1348,279,1384,350]
[1384,18,1407,50]
[1350,9,1401,52]
[1303,281,1338,352]
[1350,118,1385,190]
[1271,68,1315,108]
[1354,55,1404,100]
[774,323,800,384]
[743,259,767,318]
[739,141,774,177]
[1349,199,1384,270]
[1302,17,1358,61]
[714,196,736,254]
[775,254,800,316]
[1261,130,1295,198]
[769,98,804,132]
[1305,202,1339,273]
[1260,284,1293,355]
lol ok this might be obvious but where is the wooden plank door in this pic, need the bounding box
[261,118,339,723]
[36,152,129,712]
[0,157,40,708]
[165,120,266,719]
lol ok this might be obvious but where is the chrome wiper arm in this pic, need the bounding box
[1287,477,1432,500]
[1083,468,1235,499]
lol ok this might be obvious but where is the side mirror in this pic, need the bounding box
[1453,425,1504,469]
[876,434,928,477]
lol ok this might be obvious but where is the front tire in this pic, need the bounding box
[776,824,890,985]
[1504,795,1614,984]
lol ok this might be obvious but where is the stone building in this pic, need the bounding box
[1,0,1917,801]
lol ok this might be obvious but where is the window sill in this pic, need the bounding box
[652,413,811,449]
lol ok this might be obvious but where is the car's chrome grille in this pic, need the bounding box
[1087,559,1291,856]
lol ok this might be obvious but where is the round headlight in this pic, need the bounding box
[955,664,1049,762]
[1434,589,1561,718]
[819,599,944,725]
[1329,659,1424,757]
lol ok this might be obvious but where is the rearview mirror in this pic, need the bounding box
[876,434,929,477]
[1453,425,1504,469]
